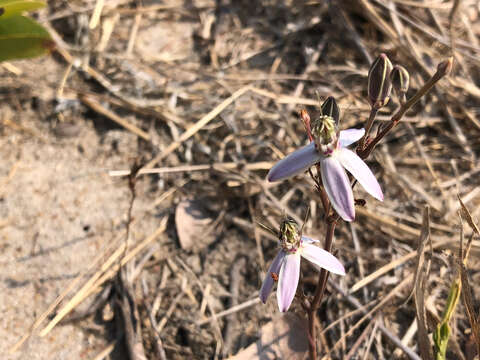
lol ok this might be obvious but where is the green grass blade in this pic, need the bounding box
[433,278,461,360]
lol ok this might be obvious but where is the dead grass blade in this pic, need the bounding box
[458,198,480,357]
[458,195,480,236]
[108,161,273,177]
[349,238,451,295]
[145,85,252,170]
[433,203,477,360]
[414,206,433,360]
[324,275,415,360]
[459,259,480,358]
[80,95,151,141]
[39,218,167,337]
[8,233,124,354]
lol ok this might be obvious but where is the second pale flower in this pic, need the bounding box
[259,218,345,312]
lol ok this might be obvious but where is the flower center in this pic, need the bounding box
[311,115,337,155]
[279,217,302,253]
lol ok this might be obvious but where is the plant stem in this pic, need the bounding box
[307,215,337,360]
[315,164,330,213]
[359,57,452,159]
[304,57,451,360]
[360,107,378,148]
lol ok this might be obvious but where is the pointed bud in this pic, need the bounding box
[367,53,393,109]
[300,109,311,126]
[390,65,409,96]
[437,57,453,76]
[300,109,313,142]
[321,96,340,124]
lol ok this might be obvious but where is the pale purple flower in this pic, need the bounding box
[260,218,345,312]
[267,117,383,222]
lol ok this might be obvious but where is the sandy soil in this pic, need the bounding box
[0,57,164,359]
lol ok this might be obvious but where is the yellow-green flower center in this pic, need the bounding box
[279,218,301,253]
[311,115,337,154]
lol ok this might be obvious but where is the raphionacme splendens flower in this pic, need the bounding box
[267,114,383,221]
[259,218,345,312]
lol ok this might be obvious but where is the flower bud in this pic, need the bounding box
[300,109,313,141]
[437,57,453,76]
[368,53,393,109]
[390,65,409,96]
[300,109,311,131]
[321,96,340,124]
[300,109,310,124]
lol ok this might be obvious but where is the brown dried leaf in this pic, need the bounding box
[175,199,216,252]
[230,313,308,360]
[459,261,480,357]
[414,206,433,360]
[458,196,480,236]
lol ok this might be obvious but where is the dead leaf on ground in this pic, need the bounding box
[175,199,217,252]
[230,313,308,360]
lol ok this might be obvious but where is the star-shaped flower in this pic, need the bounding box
[259,218,345,312]
[267,115,383,221]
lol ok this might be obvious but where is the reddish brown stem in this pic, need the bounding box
[307,213,337,360]
[304,57,452,360]
[315,164,330,213]
[358,57,452,159]
[360,107,378,148]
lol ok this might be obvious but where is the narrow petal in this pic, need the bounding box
[339,128,365,148]
[301,235,319,244]
[259,251,286,303]
[336,148,383,201]
[267,143,322,182]
[277,253,301,312]
[320,157,355,221]
[301,243,346,276]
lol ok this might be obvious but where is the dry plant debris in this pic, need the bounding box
[1,1,480,359]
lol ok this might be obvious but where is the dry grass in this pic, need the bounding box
[3,0,480,359]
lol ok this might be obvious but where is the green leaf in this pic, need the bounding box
[0,15,53,61]
[0,0,45,19]
[433,278,461,360]
[433,323,450,360]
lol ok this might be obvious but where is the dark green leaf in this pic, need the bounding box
[0,15,53,61]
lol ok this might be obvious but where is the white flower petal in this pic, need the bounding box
[336,148,383,201]
[267,142,322,182]
[301,235,320,244]
[320,156,355,221]
[301,243,346,276]
[339,128,365,148]
[277,253,301,312]
[259,251,286,303]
